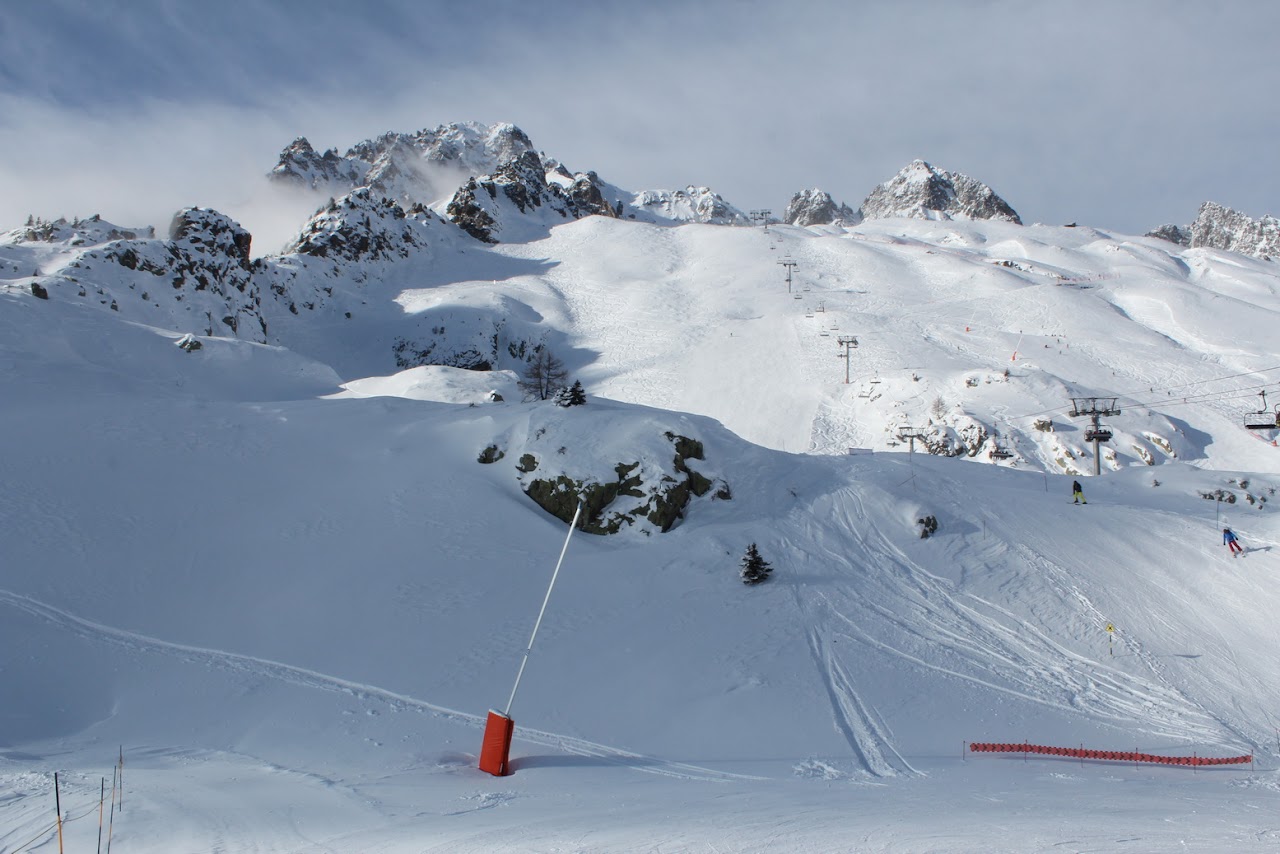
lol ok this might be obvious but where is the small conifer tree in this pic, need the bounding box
[739,543,773,585]
[556,379,587,407]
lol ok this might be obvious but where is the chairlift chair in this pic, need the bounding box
[1084,425,1113,443]
[1243,390,1279,430]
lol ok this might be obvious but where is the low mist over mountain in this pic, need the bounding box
[271,121,748,243]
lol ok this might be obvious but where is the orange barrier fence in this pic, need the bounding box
[969,742,1251,767]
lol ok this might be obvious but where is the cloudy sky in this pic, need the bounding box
[1,0,1276,248]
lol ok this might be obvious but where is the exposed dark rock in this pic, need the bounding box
[1146,223,1191,246]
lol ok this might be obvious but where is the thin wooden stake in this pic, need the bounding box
[118,745,124,812]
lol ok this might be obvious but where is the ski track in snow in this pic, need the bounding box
[797,612,916,778]
[0,589,759,784]
[786,483,1238,758]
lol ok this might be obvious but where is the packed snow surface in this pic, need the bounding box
[4,211,1280,852]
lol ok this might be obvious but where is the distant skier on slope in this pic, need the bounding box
[1223,526,1244,557]
[1072,480,1086,504]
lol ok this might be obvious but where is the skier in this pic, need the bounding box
[1072,480,1086,504]
[1223,527,1244,557]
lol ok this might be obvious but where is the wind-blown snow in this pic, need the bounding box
[3,208,1280,852]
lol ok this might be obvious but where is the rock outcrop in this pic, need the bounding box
[1188,201,1280,260]
[784,188,859,226]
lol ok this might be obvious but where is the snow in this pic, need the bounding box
[4,207,1280,851]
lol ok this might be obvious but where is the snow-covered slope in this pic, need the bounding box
[6,176,1280,850]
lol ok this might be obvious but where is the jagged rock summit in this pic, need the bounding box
[858,159,1022,224]
[784,188,859,227]
[269,121,536,205]
[269,121,748,242]
[1148,201,1280,261]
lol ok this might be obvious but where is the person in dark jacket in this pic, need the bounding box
[1072,480,1086,504]
[1223,527,1243,556]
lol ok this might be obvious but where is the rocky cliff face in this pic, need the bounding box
[1188,202,1280,260]
[859,160,1021,224]
[285,189,438,264]
[784,188,859,226]
[269,137,367,193]
[445,151,619,243]
[269,122,537,205]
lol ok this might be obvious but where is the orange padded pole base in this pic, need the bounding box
[479,710,515,776]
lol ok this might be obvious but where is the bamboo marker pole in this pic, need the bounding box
[98,776,106,854]
[106,763,118,854]
[54,771,64,854]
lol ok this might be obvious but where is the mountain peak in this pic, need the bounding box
[784,188,859,227]
[1189,201,1280,260]
[859,160,1021,224]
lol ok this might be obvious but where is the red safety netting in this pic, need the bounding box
[968,742,1251,767]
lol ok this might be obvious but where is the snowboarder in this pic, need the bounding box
[1072,480,1086,504]
[1223,527,1243,557]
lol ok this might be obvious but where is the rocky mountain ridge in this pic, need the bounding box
[784,161,1021,227]
[1148,201,1280,260]
[270,121,748,241]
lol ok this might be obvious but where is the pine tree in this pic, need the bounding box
[739,543,773,585]
[556,379,586,407]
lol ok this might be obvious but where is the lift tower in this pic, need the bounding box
[1069,397,1121,476]
[836,336,858,384]
[778,259,798,293]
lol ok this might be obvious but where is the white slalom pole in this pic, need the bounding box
[504,501,583,717]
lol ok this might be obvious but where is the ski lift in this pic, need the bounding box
[1084,424,1113,443]
[1243,390,1279,430]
